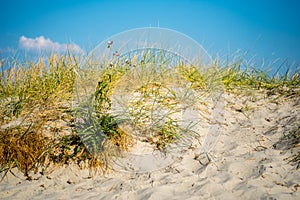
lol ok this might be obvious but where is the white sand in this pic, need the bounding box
[1,91,299,200]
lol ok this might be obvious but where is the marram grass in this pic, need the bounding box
[0,52,299,180]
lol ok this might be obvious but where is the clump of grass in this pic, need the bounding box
[219,60,300,96]
[49,133,113,175]
[72,61,135,171]
[0,123,47,180]
[125,81,181,150]
[0,52,115,179]
[149,119,180,150]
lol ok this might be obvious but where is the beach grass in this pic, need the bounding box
[0,51,299,180]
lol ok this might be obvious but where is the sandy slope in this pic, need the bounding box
[1,91,299,200]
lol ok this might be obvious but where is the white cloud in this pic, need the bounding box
[19,36,84,54]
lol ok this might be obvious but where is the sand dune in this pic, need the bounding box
[1,91,299,200]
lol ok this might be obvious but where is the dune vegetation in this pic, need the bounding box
[0,51,299,180]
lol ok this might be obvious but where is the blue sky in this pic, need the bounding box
[1,0,300,74]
